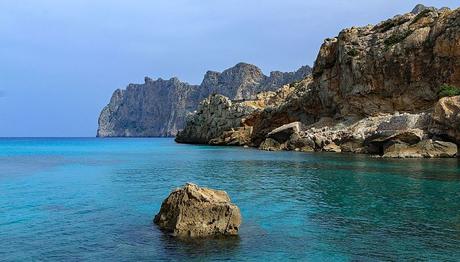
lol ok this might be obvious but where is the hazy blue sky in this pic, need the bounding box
[0,0,458,137]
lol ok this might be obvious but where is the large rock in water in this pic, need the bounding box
[153,183,242,238]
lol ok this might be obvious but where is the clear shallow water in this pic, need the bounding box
[1,138,460,261]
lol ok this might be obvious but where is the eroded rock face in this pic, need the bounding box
[382,139,457,158]
[246,6,460,149]
[259,138,283,151]
[175,6,460,158]
[430,96,460,144]
[97,63,311,137]
[97,78,197,137]
[175,95,257,144]
[310,6,460,117]
[176,83,302,145]
[267,122,302,143]
[154,183,241,238]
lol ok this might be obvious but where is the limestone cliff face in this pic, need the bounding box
[97,63,311,137]
[175,95,257,144]
[248,5,460,145]
[97,77,199,137]
[175,83,298,145]
[310,5,460,117]
[198,63,312,100]
[176,5,460,158]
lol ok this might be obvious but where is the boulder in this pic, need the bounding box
[259,138,283,151]
[267,122,302,143]
[286,133,315,152]
[323,142,342,153]
[431,96,460,144]
[365,129,426,155]
[339,139,365,153]
[209,127,253,146]
[383,139,457,158]
[368,129,425,144]
[154,183,242,238]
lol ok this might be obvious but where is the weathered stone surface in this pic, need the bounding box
[174,6,460,158]
[430,96,460,144]
[209,127,253,146]
[411,4,438,15]
[97,78,197,137]
[175,95,257,144]
[154,183,241,238]
[383,139,457,158]
[310,7,459,118]
[176,83,302,145]
[323,142,342,153]
[259,138,283,151]
[286,133,315,152]
[98,63,311,137]
[267,122,302,143]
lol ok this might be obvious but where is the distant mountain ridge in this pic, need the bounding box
[97,63,312,137]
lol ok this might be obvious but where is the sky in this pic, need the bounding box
[0,0,458,137]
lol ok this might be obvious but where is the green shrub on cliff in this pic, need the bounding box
[289,80,301,88]
[378,17,410,32]
[384,30,412,47]
[438,84,460,98]
[347,48,359,57]
[411,9,431,25]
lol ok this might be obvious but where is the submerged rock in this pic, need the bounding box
[153,183,242,238]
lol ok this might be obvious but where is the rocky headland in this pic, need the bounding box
[176,5,460,158]
[97,63,311,137]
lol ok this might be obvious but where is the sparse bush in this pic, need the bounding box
[438,84,460,98]
[411,9,431,25]
[378,17,410,32]
[289,80,301,88]
[347,48,359,57]
[384,30,412,47]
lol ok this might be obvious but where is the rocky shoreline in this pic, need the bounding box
[176,5,460,158]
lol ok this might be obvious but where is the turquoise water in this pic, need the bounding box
[1,138,460,261]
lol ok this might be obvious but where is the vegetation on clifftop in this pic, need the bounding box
[384,30,412,47]
[438,84,460,98]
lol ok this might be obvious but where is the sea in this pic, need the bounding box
[1,138,459,261]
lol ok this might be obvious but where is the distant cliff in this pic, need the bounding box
[97,63,311,137]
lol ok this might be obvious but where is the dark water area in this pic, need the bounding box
[0,138,459,261]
